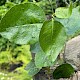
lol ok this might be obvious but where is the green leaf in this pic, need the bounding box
[55,3,72,18]
[53,63,74,79]
[25,60,40,76]
[0,3,46,44]
[34,42,56,68]
[31,42,57,68]
[30,42,41,54]
[39,19,67,63]
[0,3,45,32]
[0,24,42,44]
[56,6,80,37]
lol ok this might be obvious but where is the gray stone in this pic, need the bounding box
[64,35,80,70]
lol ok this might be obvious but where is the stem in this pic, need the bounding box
[63,43,67,63]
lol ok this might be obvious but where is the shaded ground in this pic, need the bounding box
[34,71,80,80]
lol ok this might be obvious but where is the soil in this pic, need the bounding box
[34,70,80,80]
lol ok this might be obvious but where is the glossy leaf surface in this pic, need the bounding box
[0,3,45,32]
[34,43,56,68]
[39,19,67,63]
[0,3,45,44]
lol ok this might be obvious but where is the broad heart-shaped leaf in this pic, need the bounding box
[55,3,72,18]
[56,6,80,37]
[0,3,45,32]
[25,60,40,76]
[53,63,74,79]
[34,42,57,68]
[0,24,42,44]
[39,19,67,63]
[0,3,46,44]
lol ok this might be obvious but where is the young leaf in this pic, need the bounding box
[55,3,72,18]
[56,6,80,37]
[39,19,67,63]
[53,63,74,79]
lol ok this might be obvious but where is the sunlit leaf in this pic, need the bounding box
[0,3,46,44]
[55,3,72,18]
[39,19,67,63]
[56,6,80,37]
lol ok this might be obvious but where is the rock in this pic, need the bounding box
[64,35,80,70]
[77,71,80,80]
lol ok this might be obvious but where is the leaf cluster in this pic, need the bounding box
[0,0,80,79]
